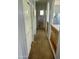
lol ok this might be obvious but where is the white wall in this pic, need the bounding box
[18,0,28,59]
[54,5,60,14]
[23,0,36,56]
[32,9,36,37]
[23,0,33,56]
[47,2,51,39]
[30,2,36,39]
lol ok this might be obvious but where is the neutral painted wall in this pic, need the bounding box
[32,10,36,37]
[47,2,51,39]
[54,5,60,13]
[47,0,55,39]
[18,0,28,59]
[30,1,36,39]
[23,0,36,56]
[23,0,33,55]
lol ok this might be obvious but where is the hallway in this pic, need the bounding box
[18,0,60,59]
[29,29,54,59]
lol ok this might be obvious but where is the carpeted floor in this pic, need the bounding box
[28,29,54,59]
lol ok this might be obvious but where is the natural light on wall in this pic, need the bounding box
[40,10,44,15]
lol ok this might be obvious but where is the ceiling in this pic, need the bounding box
[35,0,48,2]
[35,0,60,5]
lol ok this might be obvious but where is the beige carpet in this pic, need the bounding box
[28,30,54,59]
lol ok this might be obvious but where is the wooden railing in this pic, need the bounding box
[47,22,59,59]
[50,25,59,53]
